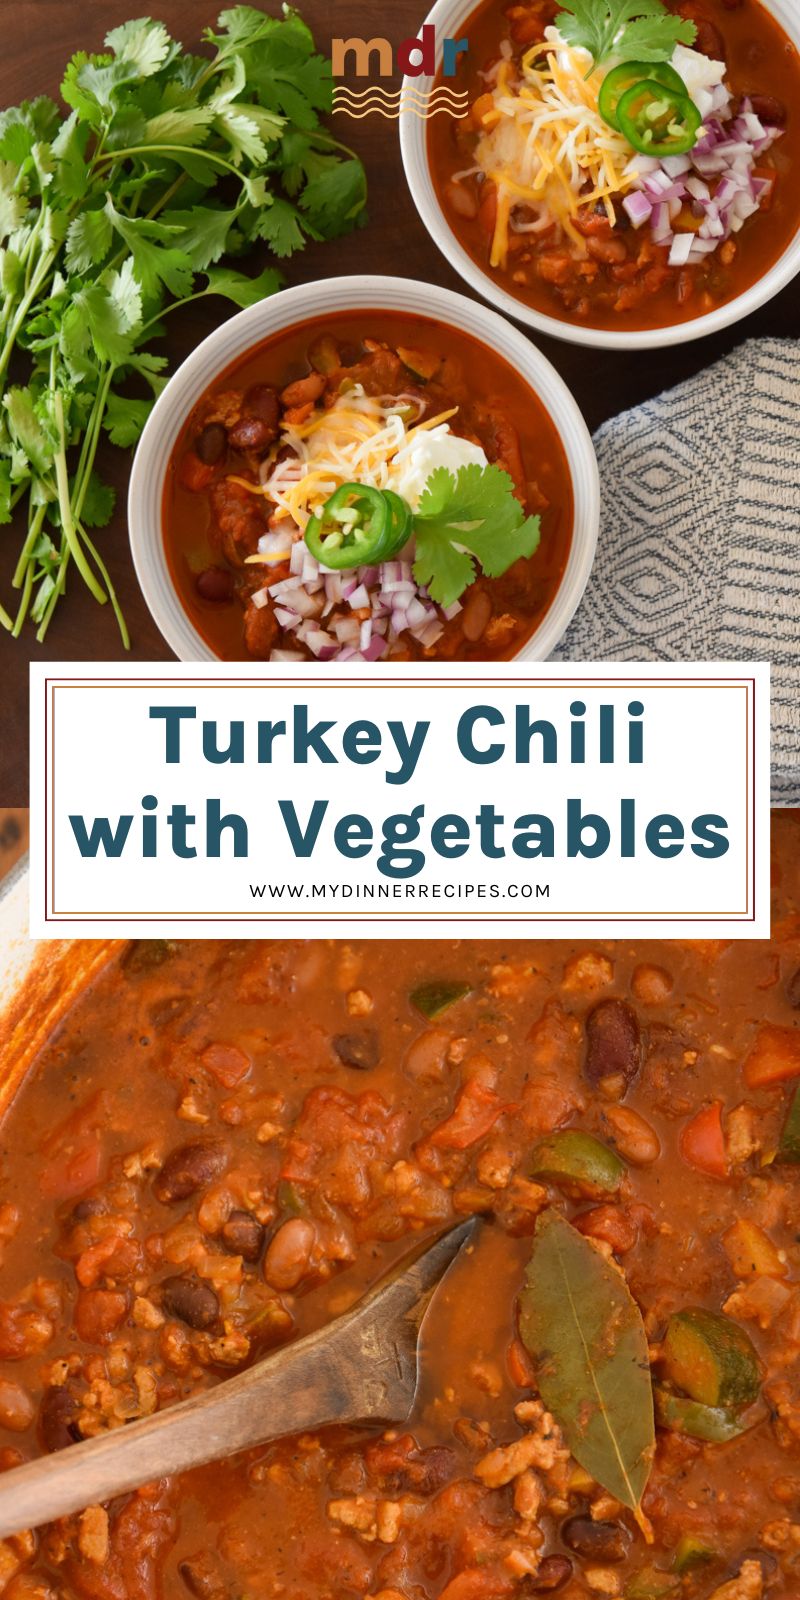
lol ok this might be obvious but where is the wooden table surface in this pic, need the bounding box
[1,0,798,800]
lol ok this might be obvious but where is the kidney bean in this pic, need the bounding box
[748,94,787,126]
[584,998,642,1090]
[244,385,280,431]
[461,589,492,644]
[0,1380,35,1433]
[162,1275,219,1331]
[786,968,800,1008]
[332,1031,381,1071]
[194,424,227,465]
[228,416,276,453]
[264,1218,316,1291]
[221,1210,265,1263]
[179,1553,229,1599]
[39,1386,81,1452]
[195,566,234,604]
[154,1140,228,1204]
[526,1557,573,1592]
[562,1518,629,1563]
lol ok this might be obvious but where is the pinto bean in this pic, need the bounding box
[333,1030,381,1071]
[446,181,479,220]
[228,416,276,454]
[526,1557,573,1592]
[154,1140,228,1205]
[194,424,227,465]
[587,235,627,264]
[280,372,326,409]
[220,1210,266,1263]
[39,1386,81,1452]
[562,1518,629,1563]
[584,998,642,1091]
[0,1380,35,1433]
[604,1103,660,1165]
[264,1218,316,1291]
[161,1275,219,1332]
[195,566,234,603]
[748,94,787,126]
[462,589,492,644]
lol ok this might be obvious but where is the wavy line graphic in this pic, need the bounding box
[333,104,467,117]
[333,84,466,99]
[332,86,468,118]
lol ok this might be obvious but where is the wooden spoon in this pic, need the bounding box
[0,1218,476,1539]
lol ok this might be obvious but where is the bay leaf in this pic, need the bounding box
[519,1209,655,1521]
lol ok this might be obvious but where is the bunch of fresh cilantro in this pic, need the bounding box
[555,0,696,69]
[412,463,541,608]
[0,7,367,644]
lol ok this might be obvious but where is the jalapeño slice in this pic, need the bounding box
[617,79,702,157]
[598,60,689,133]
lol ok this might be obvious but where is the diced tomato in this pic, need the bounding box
[744,1023,800,1086]
[75,1235,142,1289]
[201,1041,251,1088]
[438,1571,514,1600]
[426,1079,512,1151]
[506,1337,536,1389]
[39,1136,103,1200]
[679,1101,727,1178]
[74,1288,129,1345]
[179,452,217,493]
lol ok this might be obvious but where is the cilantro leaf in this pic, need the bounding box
[0,163,29,241]
[103,392,154,448]
[0,460,13,524]
[65,207,112,274]
[412,464,541,608]
[4,387,55,476]
[163,206,240,269]
[80,470,116,526]
[203,264,282,307]
[104,19,177,78]
[299,159,368,238]
[554,0,696,66]
[255,198,309,258]
[104,200,194,302]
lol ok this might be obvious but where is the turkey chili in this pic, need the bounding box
[1,818,800,1595]
[164,312,573,663]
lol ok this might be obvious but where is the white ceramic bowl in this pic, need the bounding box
[128,275,599,662]
[400,0,800,349]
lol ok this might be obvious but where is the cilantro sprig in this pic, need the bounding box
[412,463,541,609]
[555,0,696,70]
[0,7,367,644]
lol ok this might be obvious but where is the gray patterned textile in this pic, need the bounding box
[552,338,800,804]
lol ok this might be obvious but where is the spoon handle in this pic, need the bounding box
[0,1326,364,1538]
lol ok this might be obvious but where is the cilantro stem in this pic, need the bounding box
[93,145,244,181]
[76,519,130,650]
[0,244,59,388]
[12,499,48,589]
[52,392,107,606]
[11,562,33,637]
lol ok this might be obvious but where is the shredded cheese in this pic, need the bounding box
[471,27,643,268]
[239,388,485,557]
